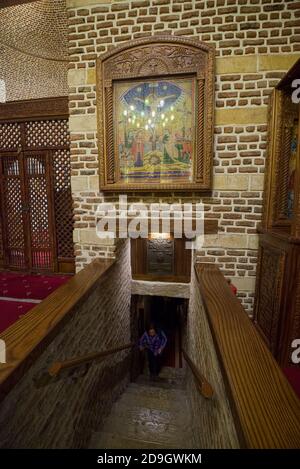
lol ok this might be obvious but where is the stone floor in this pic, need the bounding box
[90,367,193,449]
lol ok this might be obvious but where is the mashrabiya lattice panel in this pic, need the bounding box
[24,119,73,260]
[24,120,69,149]
[53,148,74,259]
[2,156,25,268]
[25,154,52,269]
[0,123,22,151]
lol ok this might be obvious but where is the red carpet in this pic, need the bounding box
[283,367,300,400]
[0,271,71,334]
[0,272,69,300]
[0,300,37,333]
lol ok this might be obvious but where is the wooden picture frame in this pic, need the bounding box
[96,36,215,192]
[254,59,300,367]
[261,59,300,239]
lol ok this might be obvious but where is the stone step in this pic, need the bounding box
[159,366,186,379]
[126,382,186,401]
[108,402,189,428]
[141,366,186,380]
[89,371,193,450]
[90,431,180,449]
[135,375,186,390]
[117,391,186,412]
[101,407,192,447]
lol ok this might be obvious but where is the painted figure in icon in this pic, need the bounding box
[132,130,145,167]
[115,78,195,182]
[287,121,298,218]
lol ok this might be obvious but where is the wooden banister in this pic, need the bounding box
[0,258,115,400]
[195,263,300,449]
[48,342,135,377]
[182,348,214,399]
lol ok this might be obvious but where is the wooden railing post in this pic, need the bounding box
[48,342,135,377]
[182,348,214,399]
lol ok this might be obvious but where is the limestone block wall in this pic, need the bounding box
[0,240,132,449]
[185,261,239,448]
[0,0,68,101]
[66,0,300,314]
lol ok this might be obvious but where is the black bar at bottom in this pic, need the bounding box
[0,449,299,466]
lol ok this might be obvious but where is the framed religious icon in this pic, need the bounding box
[97,36,215,191]
[262,68,300,235]
[286,118,298,219]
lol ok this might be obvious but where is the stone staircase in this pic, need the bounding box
[90,367,193,449]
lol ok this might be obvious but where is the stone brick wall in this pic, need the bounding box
[0,240,132,448]
[67,0,300,314]
[185,257,239,448]
[0,0,68,101]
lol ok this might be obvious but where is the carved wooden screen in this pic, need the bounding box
[0,209,3,266]
[52,148,74,265]
[254,59,300,367]
[254,242,286,355]
[0,153,26,269]
[24,151,54,270]
[0,100,74,273]
[23,119,74,272]
[97,36,214,191]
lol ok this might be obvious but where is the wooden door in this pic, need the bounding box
[23,151,55,271]
[0,152,27,269]
[0,100,74,273]
[0,151,55,271]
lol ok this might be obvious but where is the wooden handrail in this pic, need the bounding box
[0,258,115,400]
[48,342,135,377]
[195,263,300,449]
[182,348,214,399]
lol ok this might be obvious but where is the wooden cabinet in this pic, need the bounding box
[254,59,300,367]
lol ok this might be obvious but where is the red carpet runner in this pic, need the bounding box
[283,367,300,400]
[0,272,70,333]
[0,300,37,333]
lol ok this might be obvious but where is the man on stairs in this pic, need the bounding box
[139,324,167,380]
